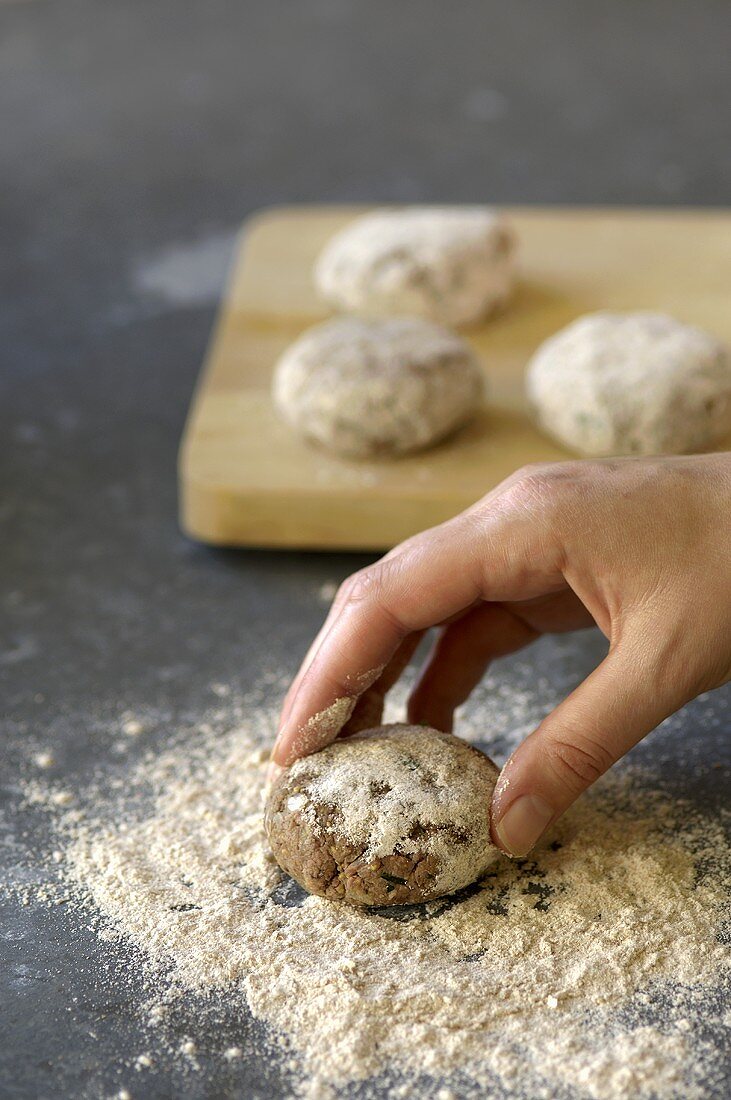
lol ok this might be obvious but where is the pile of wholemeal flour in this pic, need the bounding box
[14,676,731,1099]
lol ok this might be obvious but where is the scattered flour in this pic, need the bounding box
[133,230,235,308]
[32,750,55,769]
[317,581,338,603]
[121,716,144,737]
[7,670,730,1099]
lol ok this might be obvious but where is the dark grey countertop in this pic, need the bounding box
[1,2,730,1097]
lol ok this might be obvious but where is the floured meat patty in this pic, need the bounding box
[265,724,501,906]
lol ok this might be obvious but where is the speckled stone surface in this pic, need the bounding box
[1,2,729,1097]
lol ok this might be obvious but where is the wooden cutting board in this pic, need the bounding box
[178,205,731,551]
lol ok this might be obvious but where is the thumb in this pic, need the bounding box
[489,640,687,857]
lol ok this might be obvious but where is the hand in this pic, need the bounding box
[271,454,731,857]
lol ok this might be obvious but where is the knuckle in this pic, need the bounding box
[338,557,411,636]
[337,566,381,607]
[339,558,400,609]
[517,462,554,479]
[543,732,614,794]
[334,573,358,605]
[499,463,580,515]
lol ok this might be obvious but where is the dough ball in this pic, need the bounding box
[264,724,501,907]
[526,311,731,457]
[314,206,515,327]
[272,316,484,458]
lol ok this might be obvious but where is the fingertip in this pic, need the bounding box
[491,793,554,858]
[269,736,289,768]
[272,693,357,768]
[265,759,285,788]
[270,731,303,769]
[489,753,555,857]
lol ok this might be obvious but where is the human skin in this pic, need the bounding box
[271,454,731,858]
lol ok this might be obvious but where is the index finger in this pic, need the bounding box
[271,493,563,766]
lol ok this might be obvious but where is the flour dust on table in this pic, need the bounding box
[8,678,731,1100]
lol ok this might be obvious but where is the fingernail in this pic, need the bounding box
[266,760,284,787]
[494,795,554,857]
[269,737,286,768]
